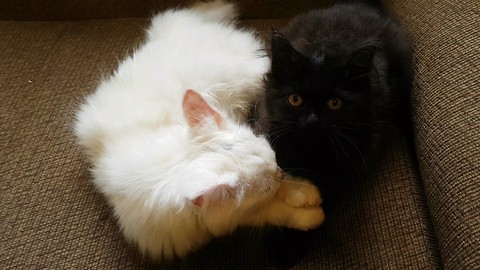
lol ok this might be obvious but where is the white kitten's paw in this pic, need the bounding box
[287,207,325,231]
[276,175,322,208]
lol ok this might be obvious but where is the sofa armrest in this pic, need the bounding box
[385,1,480,268]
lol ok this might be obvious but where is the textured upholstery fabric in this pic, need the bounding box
[0,0,478,269]
[385,1,480,269]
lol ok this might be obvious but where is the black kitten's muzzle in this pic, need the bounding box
[298,112,323,128]
[305,112,319,126]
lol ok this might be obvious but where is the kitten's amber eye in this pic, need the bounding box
[327,98,343,111]
[287,94,303,107]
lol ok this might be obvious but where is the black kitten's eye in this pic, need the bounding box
[327,98,343,111]
[287,94,303,107]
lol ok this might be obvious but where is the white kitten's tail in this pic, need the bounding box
[190,0,238,23]
[147,0,238,41]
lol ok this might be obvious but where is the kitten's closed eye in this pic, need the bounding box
[287,94,303,107]
[221,143,233,151]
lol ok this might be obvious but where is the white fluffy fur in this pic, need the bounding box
[75,1,324,260]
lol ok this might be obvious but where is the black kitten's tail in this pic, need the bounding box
[336,0,384,13]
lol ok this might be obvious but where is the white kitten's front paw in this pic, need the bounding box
[276,175,322,208]
[287,207,325,231]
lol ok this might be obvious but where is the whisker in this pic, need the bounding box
[330,131,362,179]
[281,167,321,177]
[333,124,370,134]
[332,129,367,170]
[327,131,340,166]
[267,122,295,148]
[341,122,378,129]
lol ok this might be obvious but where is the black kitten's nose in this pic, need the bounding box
[305,113,319,126]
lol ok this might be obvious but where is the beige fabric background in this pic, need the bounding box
[1,0,478,269]
[387,2,480,269]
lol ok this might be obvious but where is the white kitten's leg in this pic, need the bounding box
[243,179,325,231]
[275,175,323,208]
[261,200,325,231]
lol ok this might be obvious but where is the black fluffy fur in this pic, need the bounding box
[255,3,413,207]
[255,2,414,266]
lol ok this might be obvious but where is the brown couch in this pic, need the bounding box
[1,0,478,269]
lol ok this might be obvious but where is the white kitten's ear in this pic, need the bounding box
[192,184,235,207]
[183,89,222,128]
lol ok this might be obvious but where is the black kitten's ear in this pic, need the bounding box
[344,45,376,79]
[271,31,307,79]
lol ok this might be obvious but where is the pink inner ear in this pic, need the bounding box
[192,184,234,207]
[192,196,204,207]
[182,89,222,128]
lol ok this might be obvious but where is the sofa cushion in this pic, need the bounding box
[385,1,480,268]
[0,17,441,268]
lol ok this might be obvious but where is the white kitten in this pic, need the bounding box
[75,0,324,260]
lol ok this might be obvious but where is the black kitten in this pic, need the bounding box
[255,3,413,208]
